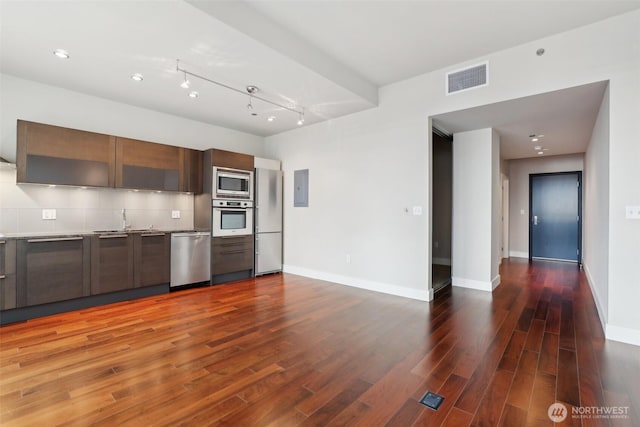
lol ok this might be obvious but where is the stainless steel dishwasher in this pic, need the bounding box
[170,232,211,288]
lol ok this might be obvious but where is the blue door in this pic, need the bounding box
[530,173,581,262]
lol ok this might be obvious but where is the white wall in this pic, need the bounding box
[584,85,610,330]
[507,154,584,258]
[0,74,264,162]
[264,10,640,344]
[451,128,501,291]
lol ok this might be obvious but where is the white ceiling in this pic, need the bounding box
[1,0,638,147]
[432,81,609,159]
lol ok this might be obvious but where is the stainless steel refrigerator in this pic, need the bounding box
[254,168,283,275]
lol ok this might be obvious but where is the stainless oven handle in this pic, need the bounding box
[98,234,128,239]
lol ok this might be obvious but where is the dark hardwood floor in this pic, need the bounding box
[1,259,638,426]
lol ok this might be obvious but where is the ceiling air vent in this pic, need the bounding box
[446,62,488,95]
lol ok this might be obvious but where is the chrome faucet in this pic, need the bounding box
[121,208,128,231]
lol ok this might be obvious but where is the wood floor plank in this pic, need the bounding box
[1,260,638,426]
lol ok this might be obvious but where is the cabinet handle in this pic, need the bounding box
[220,250,245,255]
[141,233,165,237]
[0,240,5,245]
[98,234,128,239]
[0,275,5,280]
[27,237,83,243]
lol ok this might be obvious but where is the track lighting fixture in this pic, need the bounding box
[175,59,305,124]
[180,71,190,89]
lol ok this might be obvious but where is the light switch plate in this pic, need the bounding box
[42,209,56,220]
[171,210,181,219]
[625,206,640,219]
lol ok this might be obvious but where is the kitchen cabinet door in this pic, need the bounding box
[91,234,134,295]
[133,232,170,288]
[16,237,91,307]
[184,148,203,194]
[212,235,254,275]
[115,137,185,191]
[210,149,254,171]
[0,239,17,310]
[17,120,116,187]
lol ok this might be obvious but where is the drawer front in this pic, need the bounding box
[212,236,253,275]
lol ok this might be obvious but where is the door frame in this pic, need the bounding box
[528,171,582,264]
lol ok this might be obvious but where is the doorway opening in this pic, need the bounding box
[529,171,582,264]
[432,129,453,293]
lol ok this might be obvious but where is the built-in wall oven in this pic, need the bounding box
[213,167,253,200]
[212,199,254,237]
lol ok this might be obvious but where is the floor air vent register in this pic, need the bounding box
[419,391,445,410]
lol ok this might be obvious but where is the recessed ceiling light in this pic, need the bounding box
[267,116,276,122]
[131,73,144,82]
[532,138,540,142]
[534,146,542,151]
[188,91,199,98]
[538,151,544,155]
[53,49,70,59]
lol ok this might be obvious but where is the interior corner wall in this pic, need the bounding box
[507,154,584,259]
[452,128,499,291]
[0,73,265,161]
[490,129,501,282]
[584,84,610,329]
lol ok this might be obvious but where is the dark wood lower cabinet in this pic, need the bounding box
[212,235,254,276]
[91,234,134,295]
[133,232,170,288]
[1,239,17,310]
[16,237,90,307]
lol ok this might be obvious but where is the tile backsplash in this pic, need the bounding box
[0,167,194,234]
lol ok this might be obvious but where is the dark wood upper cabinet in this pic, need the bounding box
[16,237,91,307]
[115,137,185,191]
[133,232,170,288]
[185,148,203,194]
[211,149,254,171]
[17,120,116,187]
[90,234,134,295]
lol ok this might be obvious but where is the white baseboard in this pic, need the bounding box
[452,275,500,292]
[432,257,451,266]
[582,263,607,333]
[579,264,639,347]
[282,265,431,302]
[509,251,529,259]
[606,324,640,347]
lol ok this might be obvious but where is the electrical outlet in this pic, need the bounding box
[42,209,56,220]
[626,206,640,219]
[171,210,181,219]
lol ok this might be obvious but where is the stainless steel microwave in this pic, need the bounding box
[213,167,253,200]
